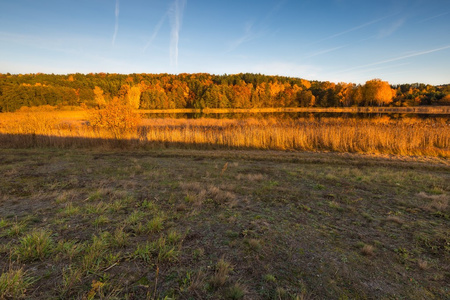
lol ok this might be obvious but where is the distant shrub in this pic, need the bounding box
[86,97,141,139]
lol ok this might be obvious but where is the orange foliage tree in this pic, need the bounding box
[364,79,393,106]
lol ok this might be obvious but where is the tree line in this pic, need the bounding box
[0,73,448,112]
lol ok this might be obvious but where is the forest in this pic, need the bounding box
[0,72,449,112]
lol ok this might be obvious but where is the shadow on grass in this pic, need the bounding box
[1,133,449,172]
[0,133,247,150]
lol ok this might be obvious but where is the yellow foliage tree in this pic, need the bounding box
[300,79,311,89]
[127,86,141,109]
[364,79,393,106]
[93,86,106,107]
[268,81,285,97]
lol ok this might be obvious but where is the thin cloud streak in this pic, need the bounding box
[169,0,187,67]
[336,45,450,74]
[251,61,320,79]
[112,0,120,45]
[378,18,405,38]
[143,12,168,52]
[307,15,392,46]
[227,22,256,53]
[326,63,412,84]
[361,62,410,74]
[261,0,288,23]
[418,11,449,23]
[339,62,411,79]
[304,46,345,58]
[226,1,286,54]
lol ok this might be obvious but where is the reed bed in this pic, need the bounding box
[0,111,448,157]
[138,117,449,156]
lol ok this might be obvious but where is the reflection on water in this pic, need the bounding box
[143,112,450,122]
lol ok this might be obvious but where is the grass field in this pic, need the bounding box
[0,148,448,299]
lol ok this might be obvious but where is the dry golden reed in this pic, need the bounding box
[0,110,448,157]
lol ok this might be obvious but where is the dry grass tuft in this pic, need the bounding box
[417,259,429,270]
[429,198,448,211]
[175,203,188,211]
[208,186,236,204]
[225,282,247,299]
[418,192,449,212]
[236,173,265,181]
[211,258,233,288]
[247,238,263,252]
[180,182,236,206]
[386,215,405,224]
[361,244,375,256]
[188,270,206,295]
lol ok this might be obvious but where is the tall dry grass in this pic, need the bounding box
[0,111,448,157]
[138,117,449,156]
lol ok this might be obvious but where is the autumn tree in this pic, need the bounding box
[363,79,394,106]
[118,84,130,100]
[201,84,230,108]
[336,83,354,107]
[87,96,141,139]
[352,85,364,106]
[93,86,106,107]
[297,90,316,107]
[230,81,252,108]
[300,79,311,89]
[127,85,141,109]
[255,82,270,107]
[140,83,171,109]
[166,80,189,108]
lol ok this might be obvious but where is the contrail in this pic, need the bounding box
[307,14,393,46]
[112,0,119,45]
[327,16,387,39]
[378,18,405,38]
[418,11,449,23]
[336,45,450,74]
[304,46,346,58]
[169,0,187,67]
[227,22,255,53]
[143,12,168,52]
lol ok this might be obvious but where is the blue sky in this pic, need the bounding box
[0,0,449,84]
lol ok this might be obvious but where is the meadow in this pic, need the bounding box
[0,148,449,299]
[0,108,449,299]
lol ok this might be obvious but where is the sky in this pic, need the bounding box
[0,0,449,85]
